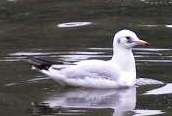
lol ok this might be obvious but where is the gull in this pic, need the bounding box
[22,30,149,88]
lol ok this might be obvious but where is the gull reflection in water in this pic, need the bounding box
[32,87,136,116]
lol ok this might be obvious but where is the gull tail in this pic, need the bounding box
[21,57,61,70]
[21,56,66,85]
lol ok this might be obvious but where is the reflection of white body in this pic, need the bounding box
[24,30,149,88]
[42,87,136,116]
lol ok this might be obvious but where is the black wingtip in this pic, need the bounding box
[33,63,52,70]
[21,57,55,70]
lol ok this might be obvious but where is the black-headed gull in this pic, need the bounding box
[23,30,149,88]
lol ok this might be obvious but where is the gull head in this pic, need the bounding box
[113,30,149,49]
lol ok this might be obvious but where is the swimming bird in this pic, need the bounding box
[23,30,149,88]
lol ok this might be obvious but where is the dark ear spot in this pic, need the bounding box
[117,39,120,44]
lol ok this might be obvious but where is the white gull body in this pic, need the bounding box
[29,30,149,88]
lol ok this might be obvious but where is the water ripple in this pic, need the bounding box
[133,110,165,116]
[144,83,172,95]
[3,48,171,65]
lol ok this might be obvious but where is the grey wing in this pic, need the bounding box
[51,60,121,80]
[62,67,120,81]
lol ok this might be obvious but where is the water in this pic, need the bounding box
[0,0,172,116]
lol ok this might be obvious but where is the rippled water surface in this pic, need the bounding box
[0,0,172,116]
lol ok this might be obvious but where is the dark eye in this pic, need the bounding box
[126,36,132,43]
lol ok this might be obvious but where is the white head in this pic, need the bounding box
[113,30,149,49]
[112,29,149,73]
[111,30,149,86]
